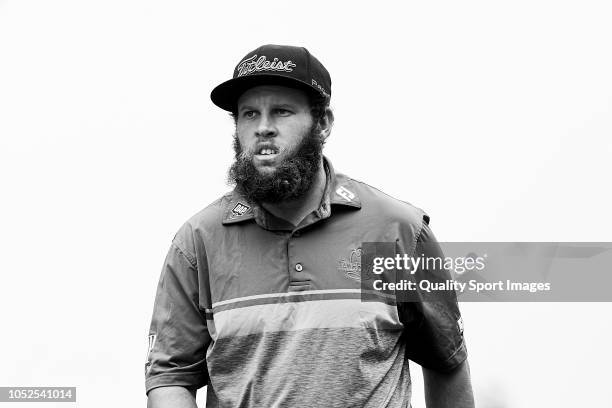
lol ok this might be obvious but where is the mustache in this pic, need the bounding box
[239,143,280,159]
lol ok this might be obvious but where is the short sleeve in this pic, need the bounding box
[145,240,211,394]
[398,218,467,372]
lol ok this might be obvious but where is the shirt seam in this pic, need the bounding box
[146,371,203,379]
[145,371,207,394]
[398,216,428,334]
[410,215,427,260]
[348,177,421,211]
[172,241,197,269]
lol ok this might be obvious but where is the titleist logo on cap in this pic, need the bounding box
[236,55,297,77]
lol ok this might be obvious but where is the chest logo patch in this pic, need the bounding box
[338,248,361,281]
[231,202,250,217]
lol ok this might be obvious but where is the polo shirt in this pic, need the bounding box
[145,158,467,407]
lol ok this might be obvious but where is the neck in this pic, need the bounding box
[261,159,327,227]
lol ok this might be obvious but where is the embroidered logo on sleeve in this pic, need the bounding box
[145,334,156,374]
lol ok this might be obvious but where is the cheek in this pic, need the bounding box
[235,130,254,153]
[284,122,313,147]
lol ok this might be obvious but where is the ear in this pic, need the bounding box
[318,107,334,142]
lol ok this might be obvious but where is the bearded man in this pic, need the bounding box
[145,44,474,408]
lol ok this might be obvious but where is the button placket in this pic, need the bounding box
[287,231,308,287]
[286,227,311,291]
[288,230,302,274]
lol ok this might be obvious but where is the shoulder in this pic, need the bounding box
[186,192,233,230]
[171,192,233,256]
[340,173,430,228]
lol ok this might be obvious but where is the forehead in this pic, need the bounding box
[237,85,310,108]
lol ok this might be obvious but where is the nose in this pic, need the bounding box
[255,113,277,138]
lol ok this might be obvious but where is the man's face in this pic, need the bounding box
[228,85,325,204]
[235,85,314,175]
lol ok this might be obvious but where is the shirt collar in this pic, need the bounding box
[326,158,361,209]
[222,156,361,227]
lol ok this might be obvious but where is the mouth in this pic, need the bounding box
[253,144,280,161]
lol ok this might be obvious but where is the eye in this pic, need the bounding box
[275,108,292,116]
[242,110,257,119]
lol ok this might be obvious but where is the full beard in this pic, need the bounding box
[228,124,324,204]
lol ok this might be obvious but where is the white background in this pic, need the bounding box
[1,1,611,407]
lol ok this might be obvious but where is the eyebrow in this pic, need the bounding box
[238,105,256,113]
[273,103,297,110]
[237,103,297,113]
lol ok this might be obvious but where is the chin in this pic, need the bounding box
[254,164,278,176]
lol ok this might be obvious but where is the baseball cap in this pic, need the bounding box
[210,44,332,112]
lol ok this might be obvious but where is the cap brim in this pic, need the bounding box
[210,74,320,112]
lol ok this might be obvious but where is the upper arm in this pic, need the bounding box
[145,228,211,395]
[398,217,468,372]
[147,386,198,408]
[423,359,474,408]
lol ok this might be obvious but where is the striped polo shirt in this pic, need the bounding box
[145,158,466,407]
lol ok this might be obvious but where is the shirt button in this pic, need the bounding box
[295,263,303,272]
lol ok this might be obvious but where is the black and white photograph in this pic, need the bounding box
[1,1,611,407]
